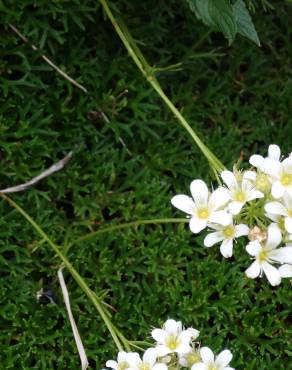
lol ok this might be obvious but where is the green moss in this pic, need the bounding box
[0,1,291,369]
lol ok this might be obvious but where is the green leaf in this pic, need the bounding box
[186,0,238,44]
[232,0,260,46]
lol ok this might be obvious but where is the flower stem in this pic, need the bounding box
[0,193,130,352]
[99,0,225,173]
[72,218,188,246]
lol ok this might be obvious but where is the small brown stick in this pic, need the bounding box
[0,151,73,193]
[9,23,132,155]
[8,24,88,94]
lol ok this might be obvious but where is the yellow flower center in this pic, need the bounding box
[235,191,246,202]
[222,225,235,238]
[258,249,268,262]
[186,351,201,365]
[139,364,150,370]
[207,365,218,370]
[166,335,179,350]
[281,174,292,186]
[118,362,129,370]
[255,174,270,192]
[197,208,209,219]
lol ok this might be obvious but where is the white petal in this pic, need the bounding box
[208,187,230,210]
[191,364,207,370]
[208,210,230,226]
[282,157,292,172]
[249,154,264,168]
[268,144,281,161]
[264,202,288,216]
[271,247,292,264]
[118,352,129,363]
[126,353,141,366]
[176,342,191,354]
[266,224,282,249]
[262,159,282,178]
[179,357,188,367]
[246,241,261,256]
[245,260,261,279]
[265,213,280,223]
[204,232,224,247]
[189,216,207,233]
[220,239,233,258]
[243,170,257,181]
[200,347,214,364]
[178,330,192,343]
[283,192,292,209]
[284,217,292,233]
[187,328,200,339]
[286,187,292,199]
[228,201,243,215]
[246,189,264,201]
[143,348,157,366]
[106,361,118,369]
[234,224,249,237]
[190,180,209,206]
[221,171,237,190]
[215,349,232,368]
[271,182,285,199]
[151,329,167,343]
[164,319,180,334]
[155,345,171,357]
[171,195,195,215]
[279,264,292,278]
[152,364,168,370]
[262,262,281,286]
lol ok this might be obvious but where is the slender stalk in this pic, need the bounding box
[0,193,130,351]
[72,218,188,246]
[99,0,225,173]
[8,24,88,94]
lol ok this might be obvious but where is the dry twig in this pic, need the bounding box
[0,151,73,193]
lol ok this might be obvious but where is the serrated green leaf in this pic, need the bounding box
[209,0,237,44]
[233,0,260,46]
[186,0,238,44]
[187,0,213,25]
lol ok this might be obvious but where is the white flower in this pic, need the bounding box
[151,319,199,356]
[243,170,271,193]
[191,347,234,370]
[106,352,132,370]
[221,170,264,215]
[265,193,292,233]
[204,216,249,258]
[262,156,292,198]
[245,225,292,286]
[279,264,292,278]
[171,180,230,233]
[179,349,201,367]
[126,349,167,370]
[249,144,281,170]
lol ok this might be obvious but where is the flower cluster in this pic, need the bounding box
[104,319,235,370]
[171,144,292,286]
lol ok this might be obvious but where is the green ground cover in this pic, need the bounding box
[0,1,291,369]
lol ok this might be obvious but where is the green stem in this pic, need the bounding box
[0,193,130,352]
[99,0,225,173]
[72,218,188,246]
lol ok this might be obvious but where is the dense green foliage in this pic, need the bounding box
[0,1,291,369]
